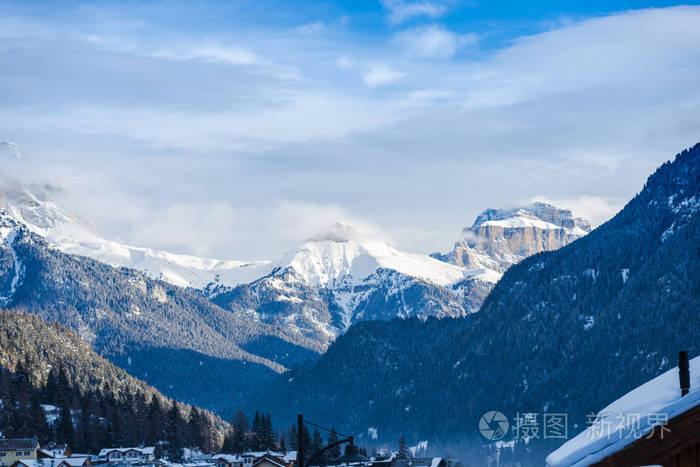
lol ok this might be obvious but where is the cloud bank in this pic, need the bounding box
[1,3,699,259]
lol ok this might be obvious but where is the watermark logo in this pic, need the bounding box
[479,411,509,441]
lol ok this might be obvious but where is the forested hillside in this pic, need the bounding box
[246,143,700,463]
[0,310,228,456]
[0,220,320,410]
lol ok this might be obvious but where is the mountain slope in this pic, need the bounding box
[0,310,226,452]
[246,143,700,462]
[0,213,320,411]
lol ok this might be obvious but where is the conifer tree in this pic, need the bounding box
[278,429,287,453]
[166,403,185,462]
[56,397,75,446]
[310,429,324,465]
[288,425,298,456]
[327,428,340,459]
[398,436,409,459]
[251,411,263,450]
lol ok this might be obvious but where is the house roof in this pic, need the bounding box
[242,452,283,459]
[98,447,155,456]
[0,439,39,450]
[251,454,288,467]
[546,355,700,467]
[58,457,90,466]
[213,455,242,463]
[10,461,41,467]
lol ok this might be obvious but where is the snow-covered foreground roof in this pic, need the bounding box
[547,355,700,467]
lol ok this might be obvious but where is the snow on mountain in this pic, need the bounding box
[434,202,591,276]
[0,182,587,350]
[208,224,498,346]
[0,183,270,288]
[44,225,271,288]
[274,223,496,289]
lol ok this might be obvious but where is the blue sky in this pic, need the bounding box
[1,0,700,259]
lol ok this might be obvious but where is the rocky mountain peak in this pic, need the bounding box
[436,202,592,274]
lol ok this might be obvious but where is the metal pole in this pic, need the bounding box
[679,350,690,397]
[298,414,305,467]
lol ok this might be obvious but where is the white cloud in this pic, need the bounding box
[363,65,404,87]
[295,20,325,35]
[526,195,625,226]
[336,55,355,69]
[55,183,388,259]
[394,25,478,58]
[150,44,259,66]
[381,0,448,25]
[1,4,700,258]
[408,89,453,100]
[0,142,23,159]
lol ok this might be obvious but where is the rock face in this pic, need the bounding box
[435,202,591,274]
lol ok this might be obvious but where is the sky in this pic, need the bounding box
[1,0,700,260]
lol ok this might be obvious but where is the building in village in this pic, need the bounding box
[3,440,93,467]
[39,445,72,459]
[213,452,295,467]
[0,439,41,466]
[97,448,155,465]
[547,352,700,467]
[10,459,92,467]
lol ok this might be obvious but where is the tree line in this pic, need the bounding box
[0,362,219,461]
[222,409,369,465]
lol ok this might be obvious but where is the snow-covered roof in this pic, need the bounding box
[98,447,155,456]
[11,461,41,467]
[251,454,288,467]
[213,455,242,463]
[242,452,283,459]
[11,461,87,467]
[547,355,700,467]
[58,457,90,466]
[38,449,55,458]
[282,452,296,462]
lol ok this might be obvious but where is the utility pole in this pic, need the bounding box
[679,350,690,397]
[298,414,304,467]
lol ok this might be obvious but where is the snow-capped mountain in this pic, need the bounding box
[210,224,497,346]
[0,182,269,288]
[433,202,591,274]
[1,181,591,349]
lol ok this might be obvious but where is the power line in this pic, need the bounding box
[303,419,351,438]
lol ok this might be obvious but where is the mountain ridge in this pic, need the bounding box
[242,143,700,465]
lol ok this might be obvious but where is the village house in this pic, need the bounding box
[389,458,445,467]
[10,459,91,467]
[97,448,155,465]
[40,445,72,460]
[0,439,41,467]
[251,453,290,467]
[212,454,243,467]
[547,352,700,467]
[214,452,295,467]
